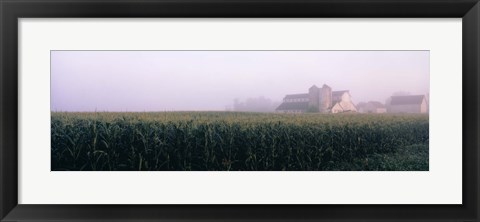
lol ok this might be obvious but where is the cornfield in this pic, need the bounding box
[51,112,429,171]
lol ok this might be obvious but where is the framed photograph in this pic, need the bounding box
[1,0,479,221]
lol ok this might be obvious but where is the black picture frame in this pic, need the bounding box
[1,0,479,221]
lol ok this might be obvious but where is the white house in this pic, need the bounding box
[330,90,357,114]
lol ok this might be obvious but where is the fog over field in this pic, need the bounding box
[51,51,429,112]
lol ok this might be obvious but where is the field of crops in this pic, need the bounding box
[51,112,429,171]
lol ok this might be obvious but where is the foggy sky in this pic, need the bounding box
[51,51,429,112]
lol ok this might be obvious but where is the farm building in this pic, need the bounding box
[357,101,387,113]
[387,95,428,113]
[276,84,357,113]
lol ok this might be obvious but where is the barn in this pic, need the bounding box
[387,95,428,113]
[276,84,357,113]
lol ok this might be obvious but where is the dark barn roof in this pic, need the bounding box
[284,91,349,101]
[284,93,308,99]
[390,95,425,105]
[276,102,309,111]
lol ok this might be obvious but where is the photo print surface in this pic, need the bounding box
[51,51,429,171]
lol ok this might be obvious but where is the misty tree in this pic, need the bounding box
[233,97,281,113]
[392,91,411,96]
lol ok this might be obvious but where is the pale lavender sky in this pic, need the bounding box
[51,51,429,112]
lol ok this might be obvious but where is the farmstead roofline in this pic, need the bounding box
[276,85,357,113]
